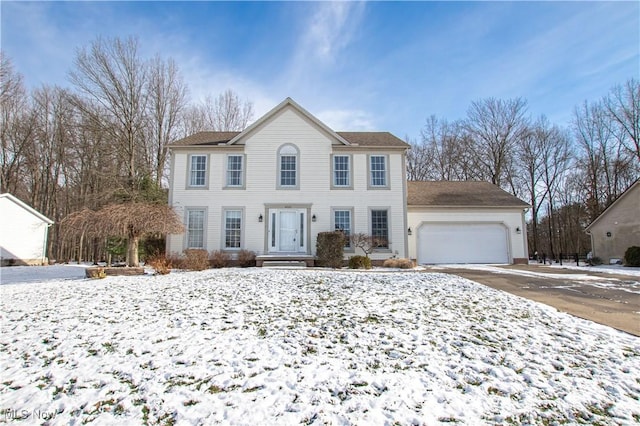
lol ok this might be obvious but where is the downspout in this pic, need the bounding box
[42,223,52,265]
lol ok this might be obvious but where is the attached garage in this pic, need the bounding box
[417,222,509,264]
[407,181,530,265]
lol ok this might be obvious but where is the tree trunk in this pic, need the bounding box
[126,228,140,267]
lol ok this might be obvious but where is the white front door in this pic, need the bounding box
[268,209,307,253]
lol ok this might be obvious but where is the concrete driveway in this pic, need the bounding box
[427,264,640,337]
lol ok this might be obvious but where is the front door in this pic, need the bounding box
[268,208,307,253]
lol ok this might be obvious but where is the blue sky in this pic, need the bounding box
[1,1,638,140]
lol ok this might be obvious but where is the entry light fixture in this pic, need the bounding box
[258,214,263,223]
[516,226,521,234]
[407,227,412,236]
[312,214,317,222]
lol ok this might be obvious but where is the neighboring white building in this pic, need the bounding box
[0,193,54,266]
[407,181,530,264]
[167,98,410,264]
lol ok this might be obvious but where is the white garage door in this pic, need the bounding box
[418,223,509,264]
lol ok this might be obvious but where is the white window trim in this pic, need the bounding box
[331,154,353,189]
[277,144,300,190]
[367,154,390,189]
[331,207,354,251]
[369,207,391,252]
[222,207,244,250]
[186,154,209,189]
[224,154,246,189]
[184,207,207,250]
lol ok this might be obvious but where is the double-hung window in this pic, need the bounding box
[226,155,244,187]
[189,155,207,187]
[371,209,389,249]
[224,210,242,249]
[333,155,351,188]
[334,209,352,248]
[186,209,205,249]
[369,155,387,187]
[278,144,299,188]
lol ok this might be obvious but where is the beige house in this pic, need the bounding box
[167,98,410,265]
[0,193,53,266]
[585,180,640,264]
[407,181,530,264]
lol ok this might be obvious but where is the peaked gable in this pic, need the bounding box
[169,98,410,149]
[0,193,54,224]
[585,180,640,231]
[227,97,351,146]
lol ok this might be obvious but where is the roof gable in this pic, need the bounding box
[227,97,351,146]
[585,180,640,231]
[169,98,410,149]
[407,181,529,208]
[0,193,54,224]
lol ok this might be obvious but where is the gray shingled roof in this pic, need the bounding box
[408,181,529,207]
[170,131,408,148]
[171,132,241,146]
[336,132,409,148]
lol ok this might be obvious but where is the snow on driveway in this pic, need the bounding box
[1,269,639,425]
[432,264,640,295]
[0,264,88,285]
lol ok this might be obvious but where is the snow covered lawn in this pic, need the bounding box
[1,269,639,425]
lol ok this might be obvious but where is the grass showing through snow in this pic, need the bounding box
[1,269,639,425]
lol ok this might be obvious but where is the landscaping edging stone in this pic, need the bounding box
[85,267,144,278]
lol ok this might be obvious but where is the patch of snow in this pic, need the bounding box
[0,264,88,285]
[1,269,639,424]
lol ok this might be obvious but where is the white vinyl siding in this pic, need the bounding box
[369,155,388,188]
[224,210,242,249]
[226,155,244,188]
[186,209,205,249]
[188,155,207,188]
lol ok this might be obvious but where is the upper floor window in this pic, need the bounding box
[333,155,351,188]
[189,154,207,187]
[186,209,205,249]
[369,155,387,187]
[371,209,389,249]
[278,144,299,189]
[226,155,244,187]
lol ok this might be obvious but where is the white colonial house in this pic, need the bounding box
[167,98,530,265]
[166,98,410,265]
[0,193,54,266]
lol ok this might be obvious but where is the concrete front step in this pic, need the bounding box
[261,260,308,268]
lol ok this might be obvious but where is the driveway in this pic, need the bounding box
[426,264,640,336]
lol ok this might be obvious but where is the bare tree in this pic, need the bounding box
[604,78,640,162]
[145,55,188,185]
[68,36,148,193]
[0,53,35,196]
[464,97,529,187]
[183,89,253,134]
[349,233,387,258]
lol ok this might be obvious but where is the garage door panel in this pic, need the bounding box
[418,223,508,264]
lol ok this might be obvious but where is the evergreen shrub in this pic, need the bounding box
[316,231,345,268]
[624,246,640,267]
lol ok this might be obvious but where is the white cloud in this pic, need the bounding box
[316,108,376,131]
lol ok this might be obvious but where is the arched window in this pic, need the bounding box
[277,144,299,189]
